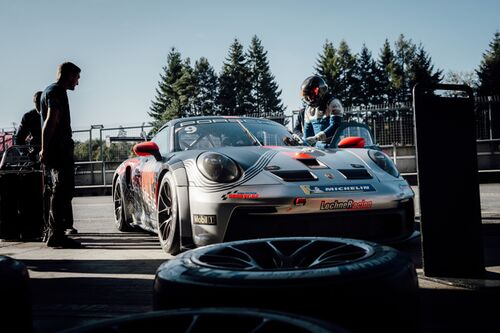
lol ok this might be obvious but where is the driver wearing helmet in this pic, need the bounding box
[300,75,343,148]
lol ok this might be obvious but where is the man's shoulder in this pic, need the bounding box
[44,82,64,96]
[22,109,38,120]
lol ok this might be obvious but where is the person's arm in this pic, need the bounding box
[314,98,344,141]
[15,114,29,145]
[293,109,305,136]
[40,106,60,163]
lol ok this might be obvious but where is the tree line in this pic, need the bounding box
[149,32,500,131]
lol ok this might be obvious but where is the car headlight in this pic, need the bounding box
[368,150,400,178]
[197,152,241,183]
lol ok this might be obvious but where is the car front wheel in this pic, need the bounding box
[157,173,180,255]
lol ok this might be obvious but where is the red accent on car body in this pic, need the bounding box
[133,141,159,157]
[338,137,366,149]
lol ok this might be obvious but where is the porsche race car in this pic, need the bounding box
[112,116,415,255]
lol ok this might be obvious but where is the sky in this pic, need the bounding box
[0,0,499,132]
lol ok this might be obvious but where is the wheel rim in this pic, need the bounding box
[193,238,374,271]
[113,184,122,222]
[158,183,174,243]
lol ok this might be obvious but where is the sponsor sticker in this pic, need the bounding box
[193,214,217,225]
[184,126,197,134]
[300,184,375,195]
[221,190,260,200]
[320,199,373,211]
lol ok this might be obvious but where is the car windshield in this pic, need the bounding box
[174,120,257,151]
[174,118,301,151]
[241,119,302,147]
[331,124,374,147]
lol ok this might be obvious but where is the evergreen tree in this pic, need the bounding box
[408,44,443,92]
[335,40,360,106]
[445,70,478,88]
[477,31,500,96]
[149,48,184,131]
[315,40,341,95]
[393,34,416,102]
[357,44,383,105]
[174,58,196,117]
[377,39,397,103]
[247,35,285,121]
[192,57,219,116]
[217,39,253,116]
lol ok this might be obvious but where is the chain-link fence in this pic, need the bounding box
[69,96,499,187]
[330,96,500,146]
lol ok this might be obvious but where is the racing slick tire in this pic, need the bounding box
[0,256,32,333]
[157,173,180,255]
[153,237,420,333]
[113,180,135,232]
[57,308,348,333]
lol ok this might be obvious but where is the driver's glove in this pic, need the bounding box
[305,136,317,146]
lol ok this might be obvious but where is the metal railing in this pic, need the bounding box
[71,95,499,188]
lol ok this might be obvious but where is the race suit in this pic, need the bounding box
[302,94,344,148]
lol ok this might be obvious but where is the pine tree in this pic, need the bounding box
[192,57,219,116]
[408,44,443,92]
[393,34,417,102]
[377,39,397,103]
[315,40,340,95]
[357,44,383,105]
[217,39,252,116]
[335,40,360,106]
[174,58,196,117]
[477,31,500,96]
[149,48,184,131]
[247,35,285,122]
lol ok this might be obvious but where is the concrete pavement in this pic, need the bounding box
[1,185,500,332]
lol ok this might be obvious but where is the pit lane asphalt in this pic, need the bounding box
[1,184,500,333]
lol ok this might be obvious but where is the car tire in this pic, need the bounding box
[157,173,180,255]
[58,307,348,333]
[0,256,32,333]
[153,237,420,333]
[113,180,135,231]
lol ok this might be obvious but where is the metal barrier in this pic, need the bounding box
[72,97,499,189]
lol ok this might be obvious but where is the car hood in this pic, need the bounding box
[181,146,379,189]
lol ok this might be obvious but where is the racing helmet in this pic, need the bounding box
[300,75,328,107]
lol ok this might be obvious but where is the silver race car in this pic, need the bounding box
[112,116,415,255]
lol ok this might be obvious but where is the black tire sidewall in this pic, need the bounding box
[113,179,134,231]
[154,238,419,332]
[157,173,180,255]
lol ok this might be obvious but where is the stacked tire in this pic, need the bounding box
[59,308,347,333]
[0,256,32,333]
[153,237,420,333]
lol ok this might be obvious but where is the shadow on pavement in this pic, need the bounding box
[22,259,166,275]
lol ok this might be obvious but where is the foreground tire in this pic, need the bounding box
[58,308,347,333]
[0,256,32,333]
[154,237,420,333]
[113,180,134,231]
[157,173,180,255]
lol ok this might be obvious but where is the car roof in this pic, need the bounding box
[159,116,275,131]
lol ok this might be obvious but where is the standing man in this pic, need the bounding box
[299,75,344,148]
[15,91,43,149]
[40,62,81,248]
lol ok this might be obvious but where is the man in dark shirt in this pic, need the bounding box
[40,62,81,248]
[15,91,43,148]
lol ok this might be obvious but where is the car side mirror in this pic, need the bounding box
[338,137,365,149]
[133,141,162,161]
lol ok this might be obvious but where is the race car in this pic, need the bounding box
[112,116,415,255]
